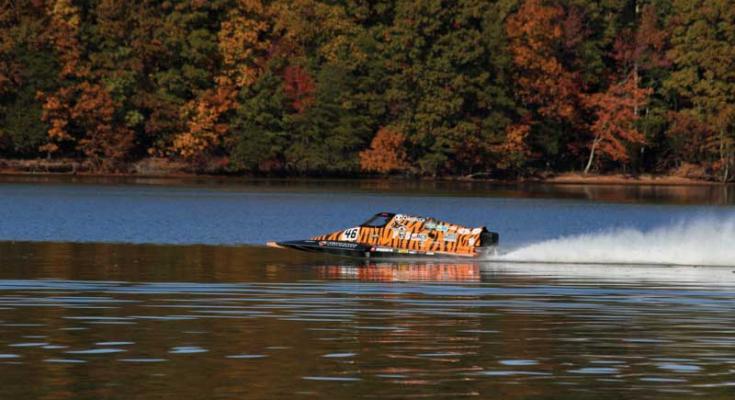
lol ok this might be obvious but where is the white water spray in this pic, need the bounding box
[498,217,735,267]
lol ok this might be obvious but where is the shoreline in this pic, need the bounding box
[533,173,718,186]
[0,157,726,186]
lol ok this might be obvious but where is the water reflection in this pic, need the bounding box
[317,260,735,286]
[316,263,481,282]
[1,241,735,399]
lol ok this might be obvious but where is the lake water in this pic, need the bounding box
[1,177,734,399]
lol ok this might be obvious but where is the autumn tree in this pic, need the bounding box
[88,0,157,158]
[0,0,734,180]
[506,0,582,124]
[607,2,671,172]
[270,0,362,65]
[37,0,85,157]
[73,83,135,170]
[665,0,735,181]
[583,73,652,173]
[173,0,271,162]
[0,0,58,155]
[359,127,409,174]
[494,121,532,174]
[36,0,139,170]
[505,0,594,170]
[576,1,666,174]
[132,0,205,154]
[613,4,669,90]
[229,0,373,174]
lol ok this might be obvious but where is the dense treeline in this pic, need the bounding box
[0,0,733,180]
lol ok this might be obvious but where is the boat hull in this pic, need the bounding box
[269,240,493,259]
[271,240,372,258]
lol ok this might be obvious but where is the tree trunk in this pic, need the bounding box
[633,1,640,118]
[724,144,732,183]
[720,128,727,183]
[633,63,639,117]
[724,162,730,183]
[584,136,600,175]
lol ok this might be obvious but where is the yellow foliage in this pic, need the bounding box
[218,0,271,87]
[271,0,363,66]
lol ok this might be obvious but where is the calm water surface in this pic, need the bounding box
[1,177,734,247]
[1,178,734,399]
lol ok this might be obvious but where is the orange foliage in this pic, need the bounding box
[495,123,532,170]
[47,0,85,78]
[74,83,134,169]
[174,84,237,159]
[359,127,410,173]
[38,0,89,158]
[584,73,652,164]
[39,82,133,170]
[38,87,75,155]
[506,0,581,123]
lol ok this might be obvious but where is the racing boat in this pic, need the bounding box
[267,212,499,259]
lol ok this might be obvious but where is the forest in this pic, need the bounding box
[0,0,734,180]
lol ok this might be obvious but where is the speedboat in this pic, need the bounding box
[267,212,499,259]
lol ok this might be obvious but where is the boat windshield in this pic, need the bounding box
[361,213,393,228]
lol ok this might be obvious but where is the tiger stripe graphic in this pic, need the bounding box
[312,213,493,257]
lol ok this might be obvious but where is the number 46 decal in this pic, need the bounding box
[342,227,360,242]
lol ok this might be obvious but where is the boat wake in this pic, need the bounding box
[493,217,735,267]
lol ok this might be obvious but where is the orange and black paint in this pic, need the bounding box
[276,212,499,258]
